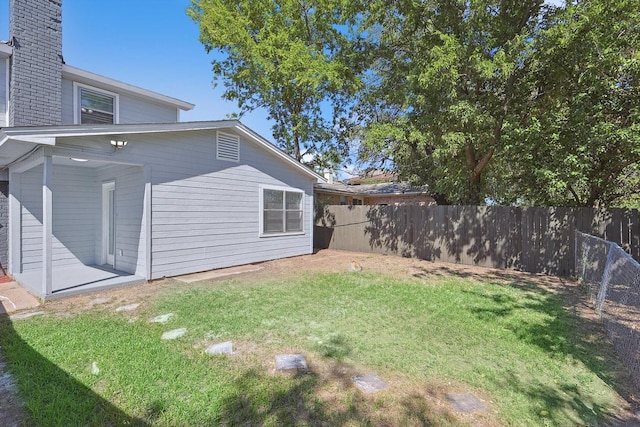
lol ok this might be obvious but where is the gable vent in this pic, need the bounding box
[216,131,240,162]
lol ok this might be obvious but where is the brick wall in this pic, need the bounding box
[9,0,63,126]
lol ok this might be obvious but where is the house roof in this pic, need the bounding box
[315,181,429,196]
[63,65,195,111]
[0,120,325,182]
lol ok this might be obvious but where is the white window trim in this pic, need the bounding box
[259,184,305,237]
[73,82,120,124]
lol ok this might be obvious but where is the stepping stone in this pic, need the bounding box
[162,328,187,340]
[275,354,308,371]
[205,341,233,355]
[90,297,111,306]
[150,313,174,323]
[445,393,488,413]
[9,311,45,320]
[351,372,388,394]
[115,303,140,312]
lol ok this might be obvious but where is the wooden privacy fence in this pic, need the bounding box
[314,205,640,276]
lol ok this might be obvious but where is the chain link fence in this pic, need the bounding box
[575,231,640,384]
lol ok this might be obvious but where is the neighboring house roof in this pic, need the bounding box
[0,120,325,182]
[347,170,397,184]
[315,181,429,196]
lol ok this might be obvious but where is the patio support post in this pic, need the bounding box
[143,164,152,279]
[42,155,53,296]
[8,171,21,275]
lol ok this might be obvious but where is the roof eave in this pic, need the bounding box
[62,65,195,111]
[0,43,12,58]
[0,120,324,183]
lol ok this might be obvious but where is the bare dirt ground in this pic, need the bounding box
[5,249,640,425]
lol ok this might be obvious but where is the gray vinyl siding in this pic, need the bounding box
[38,130,314,279]
[20,164,100,271]
[0,57,7,127]
[52,166,99,267]
[53,129,315,279]
[20,166,43,272]
[96,164,145,275]
[61,78,179,125]
[149,131,314,278]
[17,161,145,275]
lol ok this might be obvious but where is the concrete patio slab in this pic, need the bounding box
[445,393,488,413]
[275,354,308,371]
[352,372,389,394]
[174,265,264,283]
[150,313,174,323]
[162,328,187,340]
[14,265,145,299]
[0,281,40,314]
[206,341,234,355]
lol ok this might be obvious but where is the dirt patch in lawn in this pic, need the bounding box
[7,249,640,425]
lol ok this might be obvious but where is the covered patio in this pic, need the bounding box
[4,135,151,299]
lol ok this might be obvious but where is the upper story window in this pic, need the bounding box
[74,83,119,124]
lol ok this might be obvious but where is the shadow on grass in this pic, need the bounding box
[215,366,460,426]
[0,315,149,426]
[429,267,640,425]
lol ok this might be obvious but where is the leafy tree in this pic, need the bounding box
[354,0,639,207]
[503,0,640,207]
[354,0,549,204]
[188,0,360,168]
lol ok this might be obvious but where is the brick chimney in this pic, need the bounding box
[8,0,63,126]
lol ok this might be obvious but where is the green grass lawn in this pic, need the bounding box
[0,271,630,426]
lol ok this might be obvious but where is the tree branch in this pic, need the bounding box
[567,184,582,206]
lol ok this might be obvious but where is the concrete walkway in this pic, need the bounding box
[0,281,40,315]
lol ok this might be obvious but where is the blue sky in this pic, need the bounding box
[0,0,275,139]
[1,0,565,176]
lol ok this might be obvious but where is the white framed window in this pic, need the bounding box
[259,185,304,236]
[73,82,119,124]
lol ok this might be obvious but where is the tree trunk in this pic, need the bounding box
[465,143,494,205]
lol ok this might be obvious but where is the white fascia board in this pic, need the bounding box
[0,133,56,147]
[0,43,12,58]
[63,65,195,111]
[7,136,56,146]
[233,123,326,183]
[0,121,239,140]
